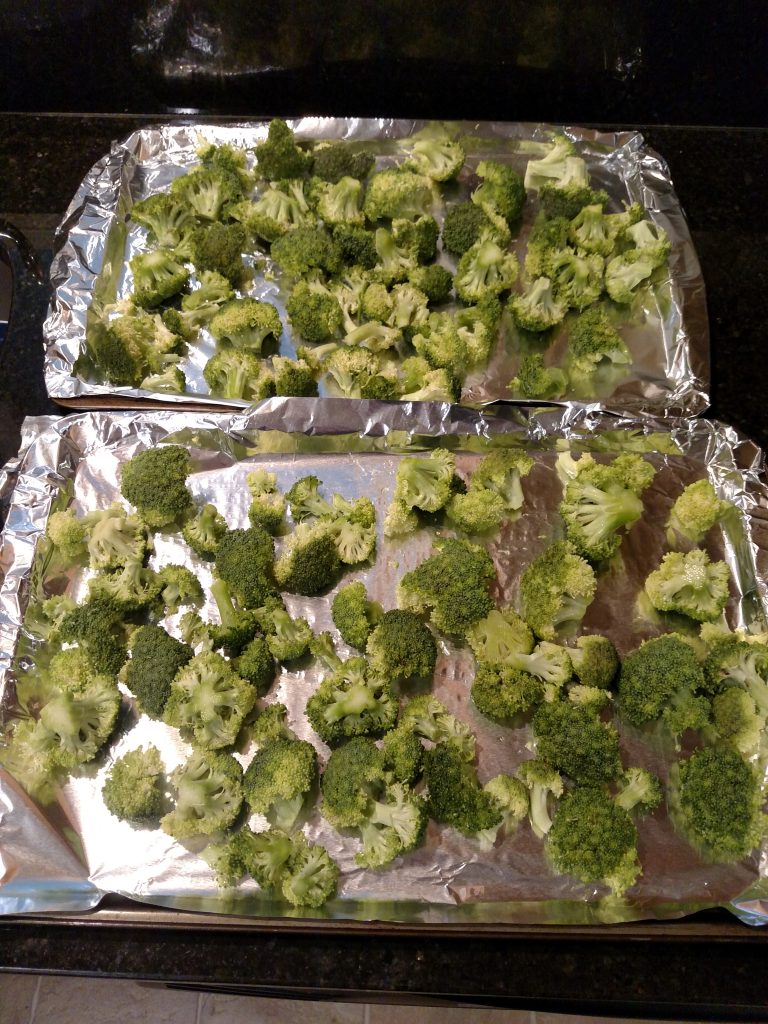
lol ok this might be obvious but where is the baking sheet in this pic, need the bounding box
[1,402,765,925]
[43,119,709,417]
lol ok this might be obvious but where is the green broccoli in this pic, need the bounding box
[243,737,318,832]
[446,487,507,535]
[397,538,496,636]
[365,609,437,682]
[272,356,319,397]
[624,219,671,268]
[163,651,257,749]
[408,263,454,304]
[38,675,121,769]
[509,352,568,400]
[546,786,642,896]
[442,201,498,256]
[131,192,195,248]
[316,176,365,226]
[509,277,567,333]
[471,663,545,720]
[0,718,64,804]
[182,502,228,558]
[532,701,623,784]
[157,564,204,612]
[281,834,340,907]
[523,134,583,191]
[234,636,276,696]
[331,581,383,650]
[322,347,380,398]
[161,749,243,840]
[614,767,663,814]
[87,558,161,612]
[384,449,456,536]
[274,521,342,596]
[402,123,464,181]
[667,479,731,547]
[544,248,604,311]
[250,702,293,745]
[102,745,165,823]
[517,759,564,839]
[270,227,343,278]
[399,694,476,762]
[667,747,767,862]
[129,249,189,309]
[208,298,282,353]
[209,578,260,654]
[313,140,375,183]
[538,182,609,221]
[140,365,186,394]
[707,688,763,755]
[246,469,286,535]
[604,248,657,304]
[371,227,418,285]
[230,181,315,242]
[645,549,731,623]
[203,349,275,401]
[355,781,427,869]
[411,313,469,381]
[472,774,530,851]
[123,624,194,719]
[46,507,90,563]
[58,595,129,677]
[519,541,597,641]
[171,164,244,220]
[285,474,333,521]
[120,445,192,528]
[286,279,343,343]
[306,657,397,744]
[363,168,435,221]
[214,526,275,608]
[470,448,534,517]
[454,236,518,304]
[381,724,424,786]
[236,826,295,891]
[184,221,248,287]
[523,215,571,278]
[701,635,768,723]
[423,742,502,836]
[472,160,526,222]
[566,306,632,396]
[392,216,440,265]
[617,634,710,743]
[567,204,619,257]
[567,634,619,690]
[261,606,313,662]
[254,119,312,180]
[466,607,534,664]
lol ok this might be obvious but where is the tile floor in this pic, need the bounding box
[0,973,720,1024]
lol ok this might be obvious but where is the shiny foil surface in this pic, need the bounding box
[1,402,765,925]
[43,120,709,417]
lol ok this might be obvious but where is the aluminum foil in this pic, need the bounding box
[1,402,765,926]
[43,120,709,417]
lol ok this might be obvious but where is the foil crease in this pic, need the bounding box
[43,120,709,418]
[1,402,764,926]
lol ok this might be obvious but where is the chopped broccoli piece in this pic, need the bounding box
[399,694,476,762]
[667,479,731,547]
[245,469,286,535]
[316,176,365,226]
[261,606,312,662]
[214,526,275,608]
[185,221,248,286]
[471,448,534,516]
[509,277,567,333]
[523,135,582,191]
[408,263,454,304]
[0,719,65,804]
[209,298,282,353]
[182,502,228,559]
[209,578,260,654]
[37,674,120,770]
[286,279,343,343]
[381,724,424,786]
[131,192,195,248]
[161,749,243,840]
[624,219,671,268]
[254,119,312,181]
[140,365,186,394]
[473,774,530,850]
[366,609,437,682]
[604,248,657,304]
[281,834,339,908]
[509,352,568,400]
[397,538,496,635]
[234,637,276,696]
[707,688,763,755]
[392,216,440,265]
[332,223,378,269]
[454,236,518,304]
[163,651,257,749]
[58,595,129,677]
[402,123,464,181]
[466,607,534,664]
[363,168,435,221]
[615,767,663,814]
[313,140,375,183]
[446,487,507,535]
[442,201,498,256]
[524,215,571,279]
[230,181,315,243]
[645,549,731,623]
[517,759,564,839]
[306,657,398,744]
[532,701,622,784]
[472,160,526,223]
[384,449,456,535]
[544,248,604,311]
[120,445,192,529]
[243,737,318,832]
[568,634,619,690]
[46,507,90,563]
[102,745,165,823]
[87,558,161,612]
[423,742,502,836]
[331,580,383,650]
[519,541,597,641]
[203,349,275,401]
[270,227,343,278]
[157,564,204,612]
[124,624,194,719]
[274,521,342,596]
[538,182,609,221]
[272,356,319,397]
[471,663,545,720]
[129,249,189,309]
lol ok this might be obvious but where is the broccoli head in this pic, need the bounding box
[423,742,502,836]
[209,298,282,353]
[645,549,731,623]
[331,580,383,651]
[365,609,437,682]
[214,526,276,608]
[163,651,257,749]
[313,140,375,183]
[532,701,623,784]
[306,657,398,744]
[399,694,476,762]
[667,479,731,547]
[243,737,318,832]
[120,445,193,528]
[102,745,165,823]
[519,541,597,641]
[254,118,312,181]
[129,249,189,309]
[161,749,243,840]
[182,502,228,559]
[363,168,435,221]
[274,521,342,596]
[124,624,194,719]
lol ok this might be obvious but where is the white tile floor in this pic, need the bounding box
[0,973,720,1024]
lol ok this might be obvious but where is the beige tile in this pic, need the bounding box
[199,993,365,1024]
[0,973,40,1024]
[369,1006,533,1024]
[31,976,198,1024]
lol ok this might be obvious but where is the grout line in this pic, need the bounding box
[194,990,204,1024]
[363,1003,371,1024]
[27,975,42,1024]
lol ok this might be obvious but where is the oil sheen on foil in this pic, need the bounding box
[1,401,765,925]
[43,120,709,417]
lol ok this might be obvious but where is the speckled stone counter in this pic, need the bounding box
[0,114,767,1018]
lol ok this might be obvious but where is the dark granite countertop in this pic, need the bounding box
[1,113,767,1017]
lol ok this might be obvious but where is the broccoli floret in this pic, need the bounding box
[203,349,275,401]
[546,786,641,896]
[411,312,468,380]
[164,650,257,749]
[230,181,315,243]
[208,298,282,353]
[209,578,260,654]
[233,637,276,696]
[702,636,768,723]
[369,226,416,286]
[408,263,454,304]
[316,175,365,226]
[182,502,228,559]
[170,164,244,221]
[91,308,177,385]
[246,469,286,535]
[567,204,619,257]
[519,541,597,641]
[387,281,429,335]
[196,140,250,182]
[454,236,518,304]
[87,557,161,612]
[617,634,710,743]
[538,182,609,221]
[46,507,89,563]
[667,747,767,862]
[523,215,571,279]
[707,688,763,755]
[509,276,567,333]
[128,249,189,310]
[471,662,545,720]
[365,609,437,682]
[454,295,502,368]
[471,448,534,516]
[161,749,243,840]
[401,123,464,181]
[121,445,192,529]
[566,306,632,395]
[363,169,435,221]
[423,742,502,836]
[131,192,195,248]
[384,449,456,534]
[544,247,604,311]
[604,248,657,304]
[124,624,194,719]
[261,606,312,662]
[532,701,622,784]
[466,607,534,664]
[251,702,294,746]
[392,216,440,265]
[385,687,467,758]
[645,549,731,623]
[400,368,459,404]
[272,356,319,397]
[523,135,583,191]
[667,479,731,547]
[332,224,378,268]
[285,279,343,343]
[560,452,654,563]
[243,737,318,832]
[442,201,496,256]
[624,219,671,268]
[381,724,424,786]
[472,160,526,223]
[140,365,187,394]
[102,745,165,823]
[184,221,248,287]
[323,347,380,398]
[214,526,275,608]
[517,759,564,839]
[320,735,387,828]
[568,634,619,689]
[254,119,312,181]
[397,538,496,635]
[356,781,427,869]
[509,353,568,400]
[0,719,64,804]
[59,595,129,677]
[446,487,507,535]
[331,580,383,650]
[157,564,204,613]
[473,774,530,850]
[281,834,339,908]
[313,140,375,183]
[615,767,663,814]
[306,657,397,744]
[274,521,342,596]
[39,676,121,769]
[230,826,293,891]
[270,227,343,277]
